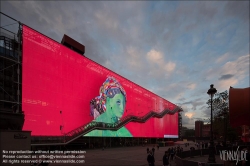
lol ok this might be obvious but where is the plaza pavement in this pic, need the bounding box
[43,141,225,166]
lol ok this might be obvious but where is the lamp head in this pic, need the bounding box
[207,84,217,97]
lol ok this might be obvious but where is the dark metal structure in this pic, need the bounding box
[207,84,217,163]
[178,112,182,139]
[61,34,85,55]
[0,12,24,130]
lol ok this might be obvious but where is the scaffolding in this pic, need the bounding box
[0,12,23,130]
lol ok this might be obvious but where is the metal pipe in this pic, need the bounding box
[0,27,16,35]
[0,12,18,22]
[17,22,21,113]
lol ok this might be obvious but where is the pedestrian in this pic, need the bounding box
[152,147,155,156]
[163,151,170,166]
[177,146,179,154]
[173,147,177,160]
[170,147,174,161]
[147,151,155,166]
[147,148,149,154]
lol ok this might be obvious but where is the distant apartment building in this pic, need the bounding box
[195,121,203,137]
[195,121,211,137]
[202,124,210,137]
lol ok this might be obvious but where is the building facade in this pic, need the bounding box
[195,121,203,137]
[1,13,183,148]
[202,124,210,137]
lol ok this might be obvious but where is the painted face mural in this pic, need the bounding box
[87,77,132,137]
[90,77,126,121]
[106,93,125,119]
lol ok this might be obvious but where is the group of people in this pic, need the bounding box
[195,142,208,149]
[146,146,184,166]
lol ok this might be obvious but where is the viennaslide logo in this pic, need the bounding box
[219,146,248,165]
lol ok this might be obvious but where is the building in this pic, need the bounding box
[202,124,210,137]
[195,121,211,138]
[229,87,250,142]
[195,121,203,137]
[0,13,183,148]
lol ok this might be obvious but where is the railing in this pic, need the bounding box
[31,106,181,145]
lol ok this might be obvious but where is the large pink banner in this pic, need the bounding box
[22,25,179,138]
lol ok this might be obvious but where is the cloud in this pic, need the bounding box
[218,74,234,80]
[187,83,196,90]
[179,97,186,102]
[174,92,184,101]
[145,49,176,80]
[146,49,176,73]
[185,112,195,118]
[126,46,144,71]
[204,54,249,91]
[182,101,192,105]
[219,55,249,79]
[181,112,196,129]
[216,53,230,64]
[203,108,211,118]
[224,1,249,21]
[191,101,204,111]
[217,54,249,90]
[218,78,238,91]
[180,98,205,111]
[147,49,164,64]
[164,62,176,73]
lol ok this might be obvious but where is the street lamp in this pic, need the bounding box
[207,84,217,163]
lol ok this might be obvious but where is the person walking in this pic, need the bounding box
[152,147,155,156]
[163,151,170,166]
[170,147,174,161]
[173,147,177,160]
[147,151,155,166]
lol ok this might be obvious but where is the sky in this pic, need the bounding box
[1,1,249,129]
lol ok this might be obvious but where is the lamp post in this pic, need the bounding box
[207,84,217,163]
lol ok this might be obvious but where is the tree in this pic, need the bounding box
[206,90,229,117]
[184,129,195,137]
[205,90,239,142]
